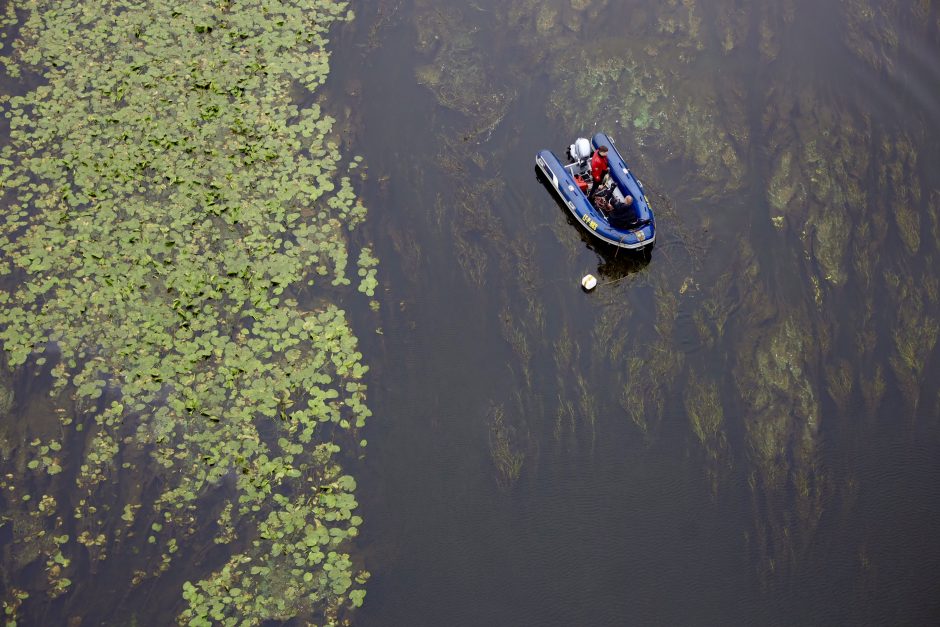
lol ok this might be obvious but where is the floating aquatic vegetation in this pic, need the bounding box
[0,0,373,623]
[1,587,28,625]
[357,246,380,308]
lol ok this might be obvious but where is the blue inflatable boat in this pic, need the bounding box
[536,132,655,252]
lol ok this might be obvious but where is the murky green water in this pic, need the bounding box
[2,0,940,624]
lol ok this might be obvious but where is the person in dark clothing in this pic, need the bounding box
[607,195,641,229]
[588,145,609,198]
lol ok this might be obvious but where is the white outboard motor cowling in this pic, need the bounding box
[569,137,592,162]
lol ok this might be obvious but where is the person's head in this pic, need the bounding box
[624,195,633,206]
[598,145,608,156]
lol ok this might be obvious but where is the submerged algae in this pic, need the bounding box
[684,371,731,496]
[839,0,902,73]
[824,359,855,415]
[735,312,827,577]
[570,1,857,578]
[702,232,828,578]
[618,285,685,438]
[487,402,527,489]
[413,3,513,142]
[545,0,832,206]
[880,133,923,255]
[763,81,880,290]
[404,0,939,587]
[548,52,746,202]
[762,62,938,428]
[0,0,372,624]
[885,269,939,415]
[549,321,603,451]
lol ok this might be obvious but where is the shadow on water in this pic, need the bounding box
[532,164,653,285]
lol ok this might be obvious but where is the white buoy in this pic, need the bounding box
[581,274,597,291]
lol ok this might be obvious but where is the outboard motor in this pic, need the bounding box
[568,137,592,163]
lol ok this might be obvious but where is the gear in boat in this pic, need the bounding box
[536,132,655,252]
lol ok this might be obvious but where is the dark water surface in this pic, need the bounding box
[333,0,940,625]
[1,0,939,624]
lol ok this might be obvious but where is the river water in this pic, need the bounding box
[334,1,940,625]
[1,0,939,624]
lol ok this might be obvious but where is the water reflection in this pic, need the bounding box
[534,163,654,283]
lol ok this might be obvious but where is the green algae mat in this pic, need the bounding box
[0,1,375,624]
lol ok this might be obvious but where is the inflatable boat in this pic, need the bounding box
[536,132,655,252]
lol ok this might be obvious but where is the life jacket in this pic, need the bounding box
[590,150,609,182]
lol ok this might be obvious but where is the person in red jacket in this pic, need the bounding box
[589,144,609,198]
